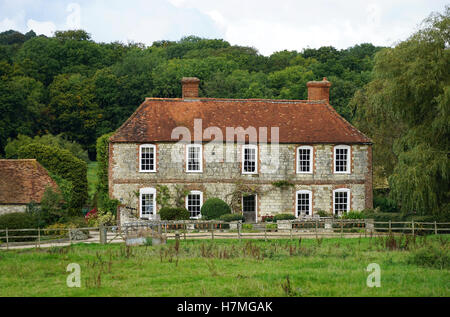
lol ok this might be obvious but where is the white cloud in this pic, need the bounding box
[0,17,18,31]
[66,3,81,29]
[0,0,447,54]
[26,19,56,36]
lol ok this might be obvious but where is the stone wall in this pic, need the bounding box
[0,204,27,215]
[110,142,372,221]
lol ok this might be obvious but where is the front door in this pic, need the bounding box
[242,194,257,223]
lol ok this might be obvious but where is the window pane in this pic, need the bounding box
[188,146,200,171]
[141,193,154,217]
[243,147,256,173]
[187,193,201,218]
[141,146,154,171]
[335,148,348,172]
[298,148,311,172]
[334,191,348,215]
[297,192,310,216]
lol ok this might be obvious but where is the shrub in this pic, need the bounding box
[18,143,88,213]
[242,223,253,230]
[316,210,329,217]
[44,223,69,238]
[35,186,66,226]
[219,213,245,222]
[95,132,114,205]
[200,198,231,220]
[262,215,274,222]
[0,213,38,241]
[85,208,116,226]
[341,211,366,219]
[159,207,190,221]
[373,193,399,213]
[273,213,296,222]
[5,133,89,162]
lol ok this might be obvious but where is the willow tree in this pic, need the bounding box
[352,7,449,216]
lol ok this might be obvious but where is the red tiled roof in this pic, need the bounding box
[0,159,58,204]
[110,98,371,144]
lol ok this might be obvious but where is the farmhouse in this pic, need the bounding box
[0,159,58,215]
[109,77,372,222]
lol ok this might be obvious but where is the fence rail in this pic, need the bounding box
[0,219,449,249]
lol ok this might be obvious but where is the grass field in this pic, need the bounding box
[0,235,448,297]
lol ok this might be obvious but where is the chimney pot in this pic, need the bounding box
[181,77,200,99]
[307,77,332,103]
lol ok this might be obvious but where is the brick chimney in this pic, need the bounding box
[181,77,200,99]
[307,77,331,103]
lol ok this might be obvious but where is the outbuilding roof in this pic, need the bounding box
[0,159,58,204]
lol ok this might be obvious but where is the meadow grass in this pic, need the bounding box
[0,235,448,297]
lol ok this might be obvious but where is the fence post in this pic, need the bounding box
[388,220,392,234]
[68,228,72,245]
[340,219,343,238]
[99,225,107,244]
[38,228,41,248]
[211,225,214,240]
[412,220,415,236]
[434,221,437,235]
[238,221,241,240]
[6,228,9,250]
[290,227,293,242]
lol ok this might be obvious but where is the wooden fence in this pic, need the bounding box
[0,219,449,249]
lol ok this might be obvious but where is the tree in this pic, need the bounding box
[0,74,45,154]
[352,7,450,215]
[47,73,102,158]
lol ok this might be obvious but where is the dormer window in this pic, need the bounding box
[139,144,156,172]
[186,144,202,172]
[297,146,313,174]
[242,144,258,174]
[334,145,350,174]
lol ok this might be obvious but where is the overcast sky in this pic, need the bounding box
[0,0,447,55]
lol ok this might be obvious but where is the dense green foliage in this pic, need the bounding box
[0,212,38,241]
[95,132,114,208]
[273,214,297,222]
[17,143,87,213]
[219,213,245,222]
[0,29,382,160]
[158,207,190,221]
[5,133,89,162]
[200,198,231,220]
[352,8,449,216]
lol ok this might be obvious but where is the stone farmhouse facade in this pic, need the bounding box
[0,159,58,215]
[109,77,372,223]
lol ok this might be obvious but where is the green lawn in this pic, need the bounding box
[0,236,448,297]
[87,161,98,198]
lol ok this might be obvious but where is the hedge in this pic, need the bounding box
[273,213,296,222]
[96,132,114,198]
[159,207,190,220]
[0,213,39,241]
[219,213,245,222]
[18,143,88,213]
[200,198,231,220]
